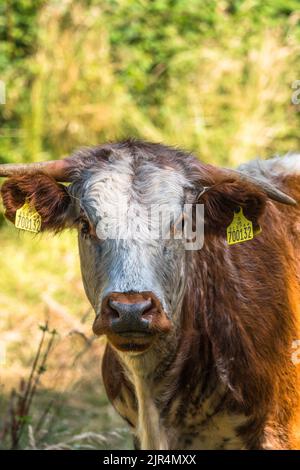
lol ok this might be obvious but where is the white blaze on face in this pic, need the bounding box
[82,156,133,240]
[79,153,192,310]
[81,155,190,242]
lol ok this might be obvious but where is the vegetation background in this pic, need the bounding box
[0,0,299,449]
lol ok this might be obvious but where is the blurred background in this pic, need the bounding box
[0,0,299,449]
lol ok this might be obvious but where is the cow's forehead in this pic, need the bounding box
[79,153,192,220]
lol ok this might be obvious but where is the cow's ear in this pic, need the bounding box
[197,177,267,236]
[1,174,74,232]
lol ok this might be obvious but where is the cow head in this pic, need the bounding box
[0,141,295,363]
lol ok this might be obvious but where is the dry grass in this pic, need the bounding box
[0,219,131,450]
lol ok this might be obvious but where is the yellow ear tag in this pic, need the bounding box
[226,207,254,245]
[15,199,41,233]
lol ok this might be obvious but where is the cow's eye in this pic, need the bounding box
[78,217,92,238]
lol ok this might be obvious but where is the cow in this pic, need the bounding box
[1,140,300,450]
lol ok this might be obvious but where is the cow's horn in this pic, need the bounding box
[226,168,297,206]
[0,159,73,182]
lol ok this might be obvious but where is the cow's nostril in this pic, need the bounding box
[107,302,120,320]
[108,298,152,320]
[105,297,154,334]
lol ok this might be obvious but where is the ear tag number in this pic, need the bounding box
[226,207,254,245]
[15,200,41,233]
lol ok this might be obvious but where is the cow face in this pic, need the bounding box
[69,151,195,354]
[3,141,288,357]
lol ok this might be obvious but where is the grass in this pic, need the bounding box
[0,217,131,450]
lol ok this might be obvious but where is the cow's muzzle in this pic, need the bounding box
[93,291,172,353]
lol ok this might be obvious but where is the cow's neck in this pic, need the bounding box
[116,318,219,449]
[130,372,169,450]
[116,332,179,449]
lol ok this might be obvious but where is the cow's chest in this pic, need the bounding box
[171,411,247,450]
[114,381,248,449]
[162,389,247,450]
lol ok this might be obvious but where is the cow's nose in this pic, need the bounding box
[93,291,172,338]
[106,295,153,335]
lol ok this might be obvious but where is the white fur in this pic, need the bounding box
[239,153,300,178]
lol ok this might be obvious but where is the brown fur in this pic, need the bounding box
[102,169,300,449]
[1,174,72,231]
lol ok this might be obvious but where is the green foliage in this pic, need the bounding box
[0,0,299,165]
[0,0,46,163]
[0,0,45,70]
[106,0,218,108]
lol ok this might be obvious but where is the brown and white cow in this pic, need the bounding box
[1,140,300,449]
